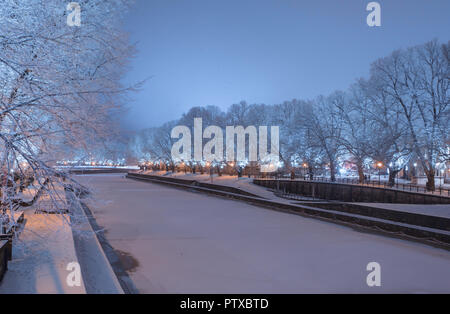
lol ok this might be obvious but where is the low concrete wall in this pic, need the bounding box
[254,179,450,204]
[70,168,136,175]
[298,202,450,232]
[127,173,263,198]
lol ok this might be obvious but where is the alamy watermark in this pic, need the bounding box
[66,262,82,287]
[366,2,381,27]
[67,2,81,27]
[65,2,380,28]
[171,118,280,172]
[366,262,381,287]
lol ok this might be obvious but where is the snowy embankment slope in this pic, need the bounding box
[70,200,124,294]
[78,174,450,293]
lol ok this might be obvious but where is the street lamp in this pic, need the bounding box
[303,163,308,180]
[377,162,383,185]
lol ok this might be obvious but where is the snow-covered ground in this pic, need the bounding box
[78,174,450,293]
[0,183,122,294]
[0,183,86,294]
[0,213,86,294]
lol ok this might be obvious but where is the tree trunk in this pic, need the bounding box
[388,169,399,187]
[357,162,365,183]
[425,169,435,191]
[329,161,336,182]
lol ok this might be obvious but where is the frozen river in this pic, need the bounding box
[77,174,450,293]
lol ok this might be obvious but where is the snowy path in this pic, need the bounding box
[0,214,86,294]
[78,174,450,293]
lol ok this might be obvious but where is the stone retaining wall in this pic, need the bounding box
[254,179,450,204]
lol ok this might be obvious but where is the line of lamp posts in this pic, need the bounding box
[139,161,246,178]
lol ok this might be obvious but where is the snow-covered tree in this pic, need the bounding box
[370,40,449,190]
[0,0,135,226]
[303,93,345,182]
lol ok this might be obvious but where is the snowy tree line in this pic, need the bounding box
[1,1,135,225]
[131,39,449,191]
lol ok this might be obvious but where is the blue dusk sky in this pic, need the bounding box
[121,0,450,130]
